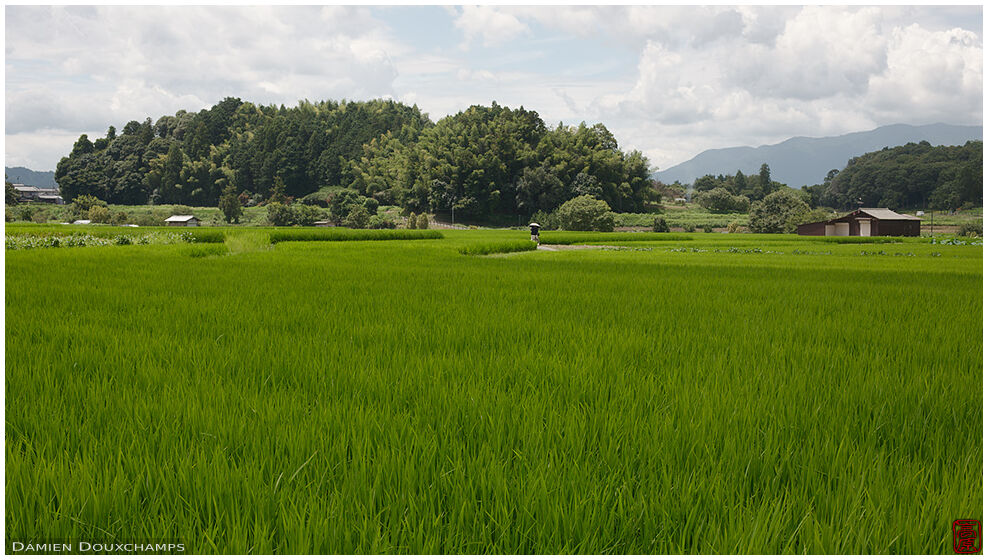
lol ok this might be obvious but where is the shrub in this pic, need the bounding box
[111,211,130,225]
[727,221,743,233]
[219,184,243,223]
[267,177,289,205]
[133,213,162,227]
[293,204,324,227]
[800,208,833,226]
[683,223,696,233]
[6,182,19,206]
[265,203,325,227]
[299,192,329,207]
[695,187,750,213]
[266,202,295,226]
[407,212,418,229]
[531,209,560,231]
[957,222,982,237]
[343,206,371,229]
[703,224,714,233]
[328,189,364,224]
[71,194,106,213]
[31,208,50,223]
[416,213,429,229]
[88,205,111,224]
[652,217,670,233]
[369,216,397,229]
[555,195,615,231]
[749,189,811,233]
[372,190,395,206]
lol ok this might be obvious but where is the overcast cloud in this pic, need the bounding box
[4,5,982,172]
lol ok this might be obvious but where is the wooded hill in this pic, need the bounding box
[801,140,982,210]
[55,98,653,220]
[653,123,982,188]
[5,166,56,188]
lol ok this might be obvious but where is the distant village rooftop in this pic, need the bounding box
[12,183,64,204]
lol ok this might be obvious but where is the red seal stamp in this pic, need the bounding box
[953,519,982,554]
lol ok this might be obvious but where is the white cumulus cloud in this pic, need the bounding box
[581,5,983,169]
[4,5,982,174]
[453,6,528,48]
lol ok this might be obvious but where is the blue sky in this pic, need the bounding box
[5,5,983,173]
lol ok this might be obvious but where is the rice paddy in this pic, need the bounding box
[4,227,982,554]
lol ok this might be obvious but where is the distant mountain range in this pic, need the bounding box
[653,123,983,188]
[5,166,57,189]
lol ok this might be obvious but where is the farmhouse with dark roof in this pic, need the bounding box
[797,208,922,237]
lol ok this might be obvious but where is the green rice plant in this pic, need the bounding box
[269,228,443,243]
[459,240,537,255]
[4,231,213,250]
[224,230,272,254]
[184,244,229,258]
[930,235,984,246]
[4,231,981,554]
[187,230,226,243]
[818,236,904,244]
[4,223,219,238]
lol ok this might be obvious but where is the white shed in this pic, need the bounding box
[164,215,200,227]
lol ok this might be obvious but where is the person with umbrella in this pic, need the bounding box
[529,222,541,245]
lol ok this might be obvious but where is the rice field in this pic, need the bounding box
[5,226,982,554]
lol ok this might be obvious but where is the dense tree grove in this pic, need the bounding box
[817,141,982,210]
[56,98,431,207]
[342,102,652,220]
[748,189,811,233]
[691,164,787,203]
[695,187,750,213]
[54,98,652,221]
[553,195,615,232]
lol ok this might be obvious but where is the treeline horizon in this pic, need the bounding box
[52,96,982,219]
[806,140,982,210]
[678,140,982,212]
[54,97,653,220]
